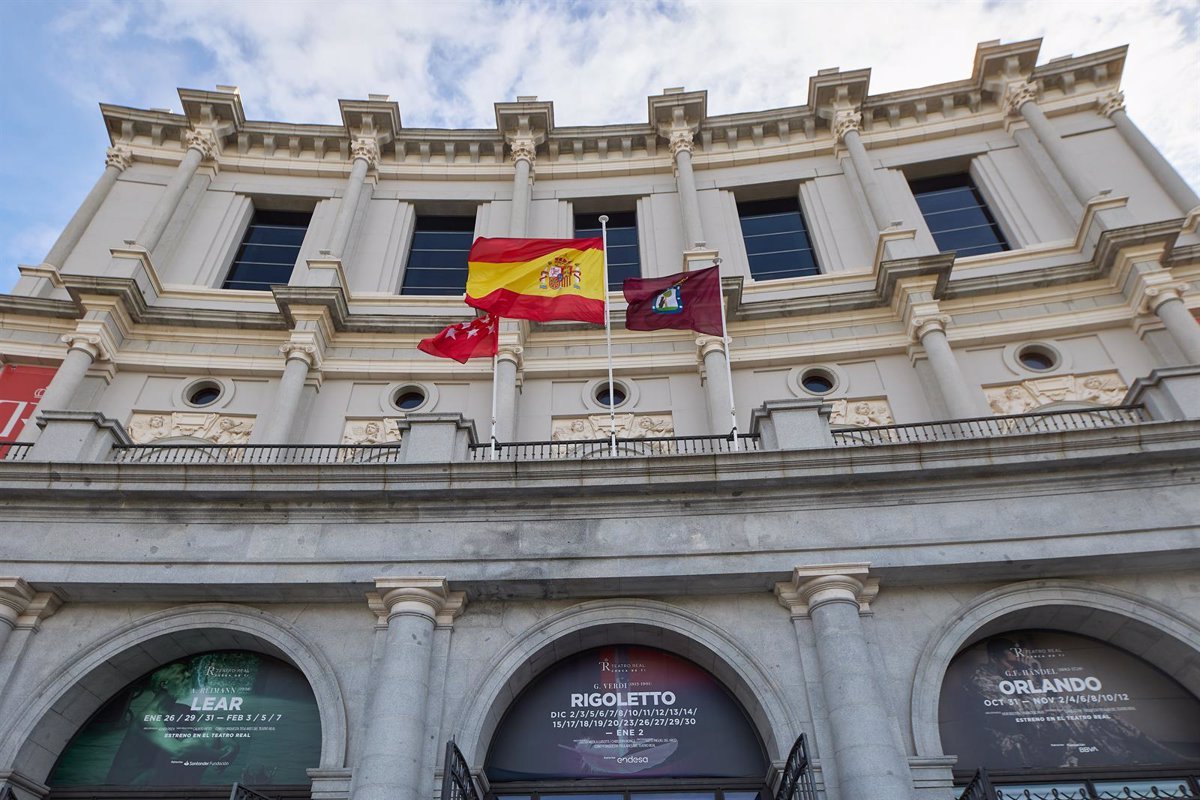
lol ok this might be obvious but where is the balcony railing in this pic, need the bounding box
[958,768,1200,799]
[832,406,1148,447]
[0,443,33,461]
[468,432,760,461]
[111,443,404,464]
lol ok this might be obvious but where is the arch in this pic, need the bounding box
[910,579,1200,759]
[454,598,799,768]
[0,603,348,786]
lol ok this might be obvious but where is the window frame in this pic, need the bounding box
[736,195,821,282]
[220,207,313,292]
[574,210,641,291]
[399,212,479,297]
[908,172,1010,258]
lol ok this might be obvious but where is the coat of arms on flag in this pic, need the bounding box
[652,284,684,314]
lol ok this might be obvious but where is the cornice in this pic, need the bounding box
[0,295,81,319]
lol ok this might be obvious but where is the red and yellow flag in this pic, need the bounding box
[466,237,605,324]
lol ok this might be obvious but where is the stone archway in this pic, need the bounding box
[0,603,349,792]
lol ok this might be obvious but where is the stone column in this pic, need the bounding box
[137,129,217,252]
[417,594,467,800]
[698,335,735,435]
[508,139,534,238]
[1005,82,1098,205]
[259,342,318,444]
[327,138,379,258]
[0,580,60,699]
[912,315,988,419]
[356,578,465,800]
[670,131,706,248]
[493,345,522,442]
[834,110,894,233]
[1100,91,1199,214]
[42,147,133,270]
[18,333,106,442]
[0,578,34,658]
[776,566,915,800]
[1144,284,1200,364]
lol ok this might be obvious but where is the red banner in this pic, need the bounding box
[0,365,56,442]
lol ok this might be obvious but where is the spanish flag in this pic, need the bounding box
[466,237,605,324]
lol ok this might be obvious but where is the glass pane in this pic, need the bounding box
[910,173,1008,256]
[994,783,1089,799]
[234,243,302,265]
[739,197,819,280]
[914,186,980,214]
[242,224,309,246]
[921,204,994,233]
[742,230,811,255]
[542,794,623,800]
[633,793,716,800]
[1092,778,1194,797]
[739,212,807,237]
[932,225,1006,252]
[723,793,760,800]
[222,209,310,290]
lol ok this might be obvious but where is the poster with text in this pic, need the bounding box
[939,630,1200,772]
[485,645,767,781]
[0,364,55,442]
[50,651,321,787]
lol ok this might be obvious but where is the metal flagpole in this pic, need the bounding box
[489,350,499,460]
[599,215,617,457]
[714,257,738,451]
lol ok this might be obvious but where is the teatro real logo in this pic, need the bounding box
[598,659,648,674]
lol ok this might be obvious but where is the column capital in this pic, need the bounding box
[497,343,524,367]
[1141,282,1189,314]
[60,331,109,361]
[105,146,134,172]
[0,578,36,630]
[184,128,219,160]
[351,137,381,170]
[508,137,537,166]
[668,130,695,158]
[910,313,952,341]
[279,341,321,369]
[373,577,466,624]
[774,564,880,619]
[1003,80,1039,117]
[696,334,727,359]
[1098,90,1126,119]
[831,109,862,143]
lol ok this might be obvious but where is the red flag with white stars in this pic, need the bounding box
[417,313,499,364]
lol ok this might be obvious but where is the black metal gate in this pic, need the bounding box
[443,739,482,800]
[775,734,818,800]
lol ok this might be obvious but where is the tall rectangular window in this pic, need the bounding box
[575,211,639,291]
[222,209,311,291]
[909,174,1009,257]
[400,215,476,296]
[738,197,819,280]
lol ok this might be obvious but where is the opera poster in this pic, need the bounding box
[485,645,767,781]
[940,630,1200,772]
[50,651,321,787]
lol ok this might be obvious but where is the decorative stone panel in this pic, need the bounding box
[828,398,894,427]
[985,372,1128,415]
[551,413,674,441]
[341,418,404,445]
[127,411,254,444]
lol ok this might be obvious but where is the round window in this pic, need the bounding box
[594,382,627,408]
[1017,344,1058,372]
[799,368,836,395]
[391,387,426,411]
[184,380,223,407]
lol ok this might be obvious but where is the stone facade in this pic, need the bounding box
[0,37,1199,800]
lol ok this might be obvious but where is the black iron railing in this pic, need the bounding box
[958,768,1200,799]
[442,740,481,800]
[469,432,760,461]
[112,443,404,464]
[0,783,16,800]
[959,768,999,800]
[832,405,1148,447]
[0,443,32,461]
[776,734,818,800]
[229,784,275,800]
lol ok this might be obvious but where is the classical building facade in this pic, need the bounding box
[0,37,1198,800]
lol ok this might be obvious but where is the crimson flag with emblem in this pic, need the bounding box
[417,313,500,363]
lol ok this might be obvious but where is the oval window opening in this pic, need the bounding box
[800,369,835,395]
[1017,345,1058,372]
[595,383,628,408]
[392,388,426,411]
[185,380,223,407]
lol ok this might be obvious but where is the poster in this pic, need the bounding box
[50,651,321,787]
[940,630,1200,773]
[0,364,55,442]
[485,645,767,781]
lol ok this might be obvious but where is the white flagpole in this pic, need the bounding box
[489,349,499,460]
[599,215,617,457]
[714,257,738,451]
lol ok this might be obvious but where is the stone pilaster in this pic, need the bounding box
[1100,90,1199,214]
[137,128,218,251]
[909,314,989,419]
[1005,80,1099,207]
[326,137,379,259]
[697,335,736,436]
[258,337,323,444]
[1141,282,1200,364]
[0,579,61,698]
[18,330,113,442]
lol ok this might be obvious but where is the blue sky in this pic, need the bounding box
[1,0,1197,293]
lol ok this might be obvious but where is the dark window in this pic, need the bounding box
[400,215,476,296]
[909,174,1009,257]
[575,211,639,290]
[737,197,819,280]
[222,209,311,291]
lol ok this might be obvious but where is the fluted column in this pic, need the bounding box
[508,139,534,238]
[327,138,378,258]
[42,147,133,270]
[493,345,522,442]
[356,578,465,800]
[776,566,915,800]
[137,129,217,252]
[1144,284,1200,364]
[698,335,735,434]
[1099,91,1199,214]
[834,110,895,233]
[1005,82,1098,205]
[259,342,319,443]
[912,315,988,418]
[17,333,106,442]
[670,131,706,248]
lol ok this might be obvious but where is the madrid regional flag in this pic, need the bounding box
[465,237,606,324]
[622,264,724,337]
[417,313,499,364]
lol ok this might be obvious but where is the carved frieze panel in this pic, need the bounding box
[341,418,404,445]
[127,412,254,444]
[828,398,894,428]
[985,372,1127,415]
[551,413,674,441]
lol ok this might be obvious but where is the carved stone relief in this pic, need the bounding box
[985,372,1127,416]
[341,418,404,445]
[552,414,674,441]
[128,412,254,444]
[828,398,894,428]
